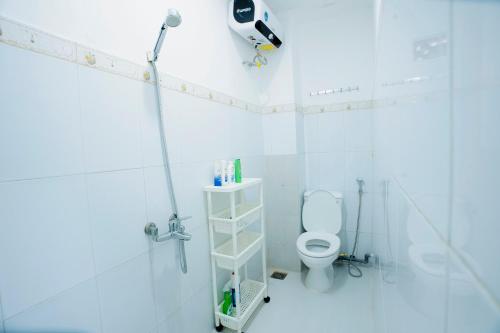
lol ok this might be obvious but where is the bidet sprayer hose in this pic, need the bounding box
[348,178,364,278]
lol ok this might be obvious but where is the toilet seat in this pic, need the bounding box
[296,232,340,258]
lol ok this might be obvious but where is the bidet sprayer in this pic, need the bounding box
[356,178,365,194]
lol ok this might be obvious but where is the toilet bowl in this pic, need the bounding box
[296,190,343,292]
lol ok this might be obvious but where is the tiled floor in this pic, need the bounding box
[241,264,377,333]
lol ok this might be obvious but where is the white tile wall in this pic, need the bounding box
[157,285,213,333]
[344,109,373,152]
[0,175,95,318]
[97,253,156,333]
[139,84,166,167]
[3,279,102,333]
[86,169,149,273]
[79,66,143,173]
[306,152,346,191]
[0,44,84,182]
[304,109,375,256]
[304,111,345,153]
[0,41,265,333]
[293,0,376,106]
[4,1,500,332]
[150,241,181,324]
[143,166,173,230]
[344,151,374,193]
[344,191,373,234]
[264,154,303,272]
[262,112,299,155]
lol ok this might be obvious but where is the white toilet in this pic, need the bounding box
[296,190,342,292]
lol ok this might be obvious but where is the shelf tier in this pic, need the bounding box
[216,279,265,330]
[212,231,263,270]
[209,203,262,234]
[204,178,261,193]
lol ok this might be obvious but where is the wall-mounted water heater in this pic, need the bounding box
[228,0,283,51]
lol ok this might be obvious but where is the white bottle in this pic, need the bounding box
[227,160,235,184]
[214,160,223,186]
[231,272,241,314]
[220,160,228,186]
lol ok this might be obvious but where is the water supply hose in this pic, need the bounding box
[348,186,363,278]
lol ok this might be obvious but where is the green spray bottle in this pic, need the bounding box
[234,159,242,183]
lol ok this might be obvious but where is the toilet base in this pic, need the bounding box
[304,265,334,292]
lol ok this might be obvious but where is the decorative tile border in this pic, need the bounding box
[302,99,374,114]
[263,89,449,116]
[0,16,446,117]
[0,16,261,114]
[262,100,375,115]
[262,103,298,114]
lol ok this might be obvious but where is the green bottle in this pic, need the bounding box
[234,159,242,183]
[221,291,233,315]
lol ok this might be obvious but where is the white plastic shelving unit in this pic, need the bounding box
[204,178,269,333]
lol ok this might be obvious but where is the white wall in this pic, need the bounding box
[260,0,377,272]
[258,11,297,107]
[372,0,500,332]
[0,5,265,333]
[0,0,265,103]
[293,0,375,107]
[297,0,376,255]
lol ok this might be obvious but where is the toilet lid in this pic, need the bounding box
[302,190,342,233]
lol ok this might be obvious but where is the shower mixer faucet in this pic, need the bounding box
[144,214,192,242]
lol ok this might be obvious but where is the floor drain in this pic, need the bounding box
[270,271,288,280]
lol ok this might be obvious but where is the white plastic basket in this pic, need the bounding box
[213,231,263,270]
[210,203,261,234]
[217,279,265,330]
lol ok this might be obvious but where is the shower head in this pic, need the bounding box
[150,8,182,62]
[165,8,182,27]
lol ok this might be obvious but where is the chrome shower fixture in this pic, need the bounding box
[145,8,191,274]
[243,50,268,68]
[150,8,182,62]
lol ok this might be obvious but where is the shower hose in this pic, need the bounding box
[150,61,188,274]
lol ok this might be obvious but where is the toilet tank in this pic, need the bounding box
[302,190,343,233]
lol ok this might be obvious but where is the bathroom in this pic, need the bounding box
[0,0,499,332]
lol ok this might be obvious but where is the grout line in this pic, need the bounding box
[154,281,212,331]
[0,154,265,185]
[0,166,143,185]
[2,247,159,322]
[1,275,98,322]
[77,67,106,333]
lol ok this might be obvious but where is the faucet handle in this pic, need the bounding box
[169,214,192,223]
